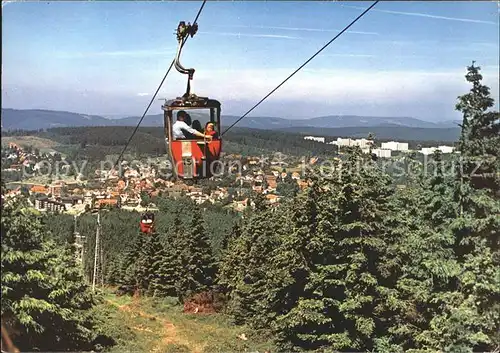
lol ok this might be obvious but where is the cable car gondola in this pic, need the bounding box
[140,212,155,234]
[162,21,222,180]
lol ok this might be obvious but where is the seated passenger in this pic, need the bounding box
[172,111,212,140]
[183,113,196,139]
[205,122,218,139]
[192,120,203,133]
[141,214,154,224]
[185,113,192,126]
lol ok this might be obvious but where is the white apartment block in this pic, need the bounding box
[438,145,454,154]
[353,138,374,149]
[419,146,455,155]
[420,147,436,155]
[335,138,353,147]
[372,148,392,158]
[304,136,326,143]
[381,141,409,151]
[334,138,374,148]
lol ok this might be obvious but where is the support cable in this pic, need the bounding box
[221,1,379,136]
[113,0,207,169]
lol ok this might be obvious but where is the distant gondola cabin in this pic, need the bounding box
[140,213,155,234]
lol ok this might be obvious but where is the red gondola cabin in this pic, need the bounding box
[140,212,155,234]
[163,96,222,179]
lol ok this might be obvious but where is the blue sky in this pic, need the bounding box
[2,1,499,121]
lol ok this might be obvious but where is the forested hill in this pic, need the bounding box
[2,107,460,131]
[1,126,337,159]
[1,125,456,163]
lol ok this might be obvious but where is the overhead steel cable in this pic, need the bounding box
[221,0,379,136]
[113,0,207,170]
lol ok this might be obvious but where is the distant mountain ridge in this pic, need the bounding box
[1,108,461,131]
[1,109,111,130]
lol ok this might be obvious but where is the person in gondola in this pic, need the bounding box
[184,112,192,126]
[183,113,195,139]
[192,119,203,133]
[204,122,218,139]
[172,111,212,140]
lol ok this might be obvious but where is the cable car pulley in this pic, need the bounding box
[174,21,198,98]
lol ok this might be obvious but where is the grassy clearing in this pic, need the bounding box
[98,290,276,353]
[2,136,60,152]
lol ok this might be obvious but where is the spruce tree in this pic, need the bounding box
[147,232,177,297]
[175,204,216,301]
[270,182,325,350]
[135,233,159,294]
[220,221,241,253]
[390,64,500,352]
[105,256,122,286]
[218,222,246,298]
[117,232,145,295]
[442,62,500,351]
[325,152,396,351]
[1,199,100,351]
[455,62,500,192]
[160,213,184,297]
[216,221,243,298]
[219,198,283,326]
[274,152,400,351]
[39,241,97,350]
[386,150,461,351]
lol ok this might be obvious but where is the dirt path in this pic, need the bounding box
[105,298,205,353]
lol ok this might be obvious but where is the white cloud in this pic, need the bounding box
[319,53,441,59]
[197,31,300,40]
[342,5,498,25]
[211,24,379,36]
[170,67,499,115]
[137,93,149,97]
[4,66,499,118]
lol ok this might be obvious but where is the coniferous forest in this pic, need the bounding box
[1,64,499,352]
